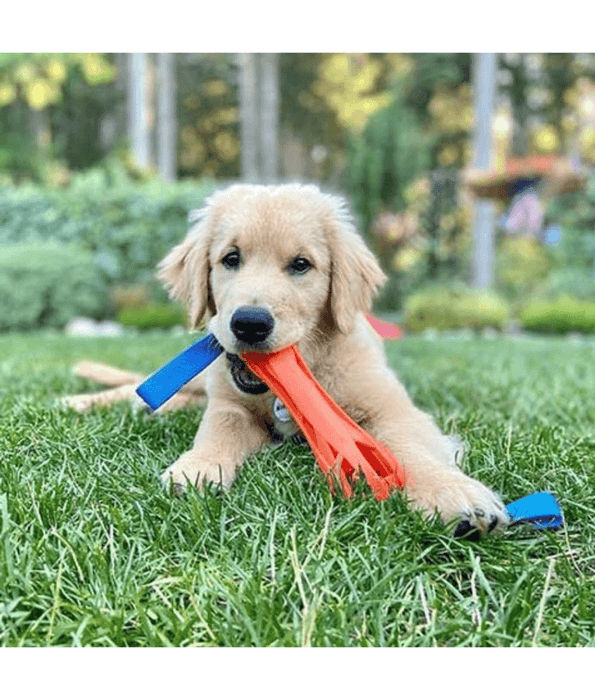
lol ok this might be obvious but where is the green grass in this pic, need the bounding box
[1,331,594,647]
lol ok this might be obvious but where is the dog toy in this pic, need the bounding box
[136,333,564,529]
[242,344,405,499]
[366,315,402,339]
[505,492,563,529]
[136,333,224,410]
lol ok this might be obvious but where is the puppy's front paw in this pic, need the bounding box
[161,451,236,492]
[409,472,509,538]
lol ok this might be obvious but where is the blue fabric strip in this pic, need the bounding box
[505,491,563,529]
[135,333,223,411]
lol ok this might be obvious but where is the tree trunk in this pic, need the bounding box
[128,53,152,170]
[259,53,279,183]
[238,53,259,182]
[156,53,177,181]
[238,53,279,183]
[471,53,497,289]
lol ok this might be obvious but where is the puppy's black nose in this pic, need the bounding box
[230,306,274,344]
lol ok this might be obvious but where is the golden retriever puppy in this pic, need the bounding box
[151,183,508,537]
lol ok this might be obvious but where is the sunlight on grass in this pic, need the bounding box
[1,331,594,646]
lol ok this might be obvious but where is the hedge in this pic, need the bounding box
[404,284,511,333]
[0,242,109,330]
[0,167,216,286]
[520,295,595,335]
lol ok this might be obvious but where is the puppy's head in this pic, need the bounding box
[158,184,385,389]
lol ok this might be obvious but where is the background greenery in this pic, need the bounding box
[0,164,215,328]
[2,53,595,332]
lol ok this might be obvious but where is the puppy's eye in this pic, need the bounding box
[287,256,311,275]
[222,250,241,270]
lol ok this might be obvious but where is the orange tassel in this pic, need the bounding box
[242,345,407,500]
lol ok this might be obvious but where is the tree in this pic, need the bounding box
[238,53,279,183]
[176,53,240,180]
[345,78,432,232]
[259,53,279,183]
[127,53,152,171]
[0,53,116,180]
[156,53,177,181]
[238,53,259,182]
[471,53,497,289]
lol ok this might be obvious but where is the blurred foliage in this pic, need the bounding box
[549,179,595,271]
[2,52,595,325]
[0,162,215,288]
[344,78,437,311]
[496,237,554,301]
[499,54,595,160]
[0,53,115,111]
[403,54,472,168]
[2,52,594,186]
[345,79,432,232]
[117,302,186,330]
[177,54,241,179]
[486,171,595,312]
[520,295,595,334]
[403,283,510,333]
[311,54,392,133]
[279,54,408,179]
[0,242,108,330]
[534,266,595,300]
[55,62,121,171]
[0,53,119,182]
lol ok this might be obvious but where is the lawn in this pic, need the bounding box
[0,331,594,647]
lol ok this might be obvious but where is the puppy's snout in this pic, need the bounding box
[230,306,275,345]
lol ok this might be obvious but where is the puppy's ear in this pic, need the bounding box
[157,210,215,329]
[326,197,387,334]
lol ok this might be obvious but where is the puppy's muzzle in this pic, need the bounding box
[230,306,274,346]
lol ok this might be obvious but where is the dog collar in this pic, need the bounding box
[136,333,223,410]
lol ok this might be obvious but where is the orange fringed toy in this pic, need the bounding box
[242,344,407,500]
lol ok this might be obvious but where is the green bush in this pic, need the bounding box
[0,165,216,286]
[548,179,595,271]
[116,303,186,330]
[496,237,553,301]
[520,295,595,334]
[404,284,511,333]
[0,242,109,331]
[535,267,595,300]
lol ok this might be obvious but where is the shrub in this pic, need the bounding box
[520,295,595,334]
[0,166,216,286]
[535,267,595,301]
[548,181,595,270]
[0,242,109,330]
[403,284,510,333]
[116,303,186,330]
[110,283,152,311]
[496,237,553,301]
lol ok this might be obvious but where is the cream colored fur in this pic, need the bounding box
[65,183,508,534]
